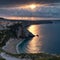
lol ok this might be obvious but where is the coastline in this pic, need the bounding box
[16,39,25,54]
[2,38,25,54]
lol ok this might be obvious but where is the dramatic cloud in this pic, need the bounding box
[0,0,60,7]
[0,0,60,19]
[0,5,60,18]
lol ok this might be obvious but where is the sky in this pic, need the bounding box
[0,0,60,19]
[0,0,60,7]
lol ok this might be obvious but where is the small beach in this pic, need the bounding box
[2,38,24,54]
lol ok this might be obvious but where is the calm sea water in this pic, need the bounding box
[18,23,60,54]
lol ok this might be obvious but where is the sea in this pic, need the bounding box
[17,18,60,54]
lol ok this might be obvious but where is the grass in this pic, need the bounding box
[0,58,6,60]
[0,48,60,60]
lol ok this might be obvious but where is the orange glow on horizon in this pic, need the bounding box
[3,16,37,20]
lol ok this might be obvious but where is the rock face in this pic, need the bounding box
[1,22,34,54]
[0,22,34,47]
[7,22,34,39]
[16,23,35,38]
[23,28,34,38]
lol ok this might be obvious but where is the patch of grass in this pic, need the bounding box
[0,48,60,60]
[0,48,4,53]
[0,58,6,60]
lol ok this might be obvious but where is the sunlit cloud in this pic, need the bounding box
[0,3,60,19]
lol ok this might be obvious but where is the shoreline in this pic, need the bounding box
[2,38,25,54]
[16,39,25,54]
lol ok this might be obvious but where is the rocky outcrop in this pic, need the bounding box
[6,22,35,38]
[0,22,34,47]
[23,28,34,38]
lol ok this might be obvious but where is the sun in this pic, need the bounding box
[20,4,40,11]
[29,4,36,9]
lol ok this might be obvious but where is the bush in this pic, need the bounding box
[0,58,6,60]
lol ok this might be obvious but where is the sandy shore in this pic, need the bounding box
[2,38,24,54]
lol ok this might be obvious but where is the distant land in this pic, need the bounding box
[0,17,60,26]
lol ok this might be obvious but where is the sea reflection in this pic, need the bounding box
[28,25,42,35]
[27,25,43,53]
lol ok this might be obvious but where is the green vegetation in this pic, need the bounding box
[2,53,60,60]
[0,30,10,47]
[0,58,6,60]
[35,57,60,60]
[0,48,60,60]
[0,23,22,47]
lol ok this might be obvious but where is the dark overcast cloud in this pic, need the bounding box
[0,0,60,18]
[0,5,60,18]
[0,0,60,7]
